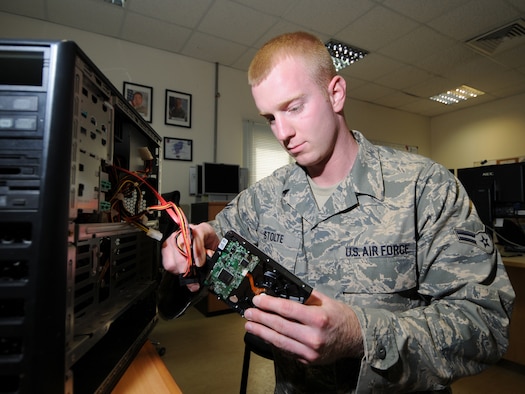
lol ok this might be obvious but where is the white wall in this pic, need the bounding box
[0,11,432,204]
[346,99,431,158]
[431,93,525,171]
[214,65,259,165]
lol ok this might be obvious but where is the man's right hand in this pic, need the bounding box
[161,222,220,292]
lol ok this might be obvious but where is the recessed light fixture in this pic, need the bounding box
[325,39,368,71]
[429,85,485,105]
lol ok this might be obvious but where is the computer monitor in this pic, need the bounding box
[202,162,240,195]
[457,166,495,231]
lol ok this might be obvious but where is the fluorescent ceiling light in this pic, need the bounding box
[429,85,485,105]
[325,39,368,71]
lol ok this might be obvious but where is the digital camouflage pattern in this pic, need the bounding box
[211,131,515,393]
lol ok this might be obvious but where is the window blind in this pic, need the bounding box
[243,120,293,186]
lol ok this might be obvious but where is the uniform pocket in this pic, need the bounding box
[339,255,417,295]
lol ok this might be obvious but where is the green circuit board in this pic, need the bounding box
[205,231,313,315]
[205,235,260,298]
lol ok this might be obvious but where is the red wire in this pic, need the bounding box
[112,165,194,274]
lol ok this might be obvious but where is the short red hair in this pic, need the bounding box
[248,31,336,90]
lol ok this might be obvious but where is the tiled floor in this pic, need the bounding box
[151,306,274,393]
[150,306,525,393]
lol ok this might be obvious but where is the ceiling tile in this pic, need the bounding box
[428,0,521,41]
[343,75,368,92]
[121,13,192,53]
[505,0,525,12]
[382,0,470,23]
[336,5,419,51]
[283,0,375,36]
[471,69,525,94]
[342,53,404,81]
[411,42,479,78]
[181,31,248,66]
[197,0,277,46]
[126,0,213,28]
[46,0,125,37]
[251,19,316,49]
[404,76,458,98]
[230,47,258,71]
[235,0,299,17]
[347,82,396,102]
[372,91,420,109]
[398,99,449,117]
[446,56,511,88]
[0,0,46,19]
[375,65,433,90]
[492,42,525,69]
[491,80,525,98]
[377,26,455,64]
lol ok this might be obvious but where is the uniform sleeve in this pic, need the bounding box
[353,163,515,392]
[209,183,262,242]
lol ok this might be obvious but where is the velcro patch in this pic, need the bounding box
[455,227,494,254]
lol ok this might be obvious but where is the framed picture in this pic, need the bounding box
[165,89,192,128]
[123,82,153,123]
[164,137,193,161]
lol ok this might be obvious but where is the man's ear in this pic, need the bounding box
[328,75,346,112]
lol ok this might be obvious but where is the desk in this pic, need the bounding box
[502,256,525,366]
[112,340,182,393]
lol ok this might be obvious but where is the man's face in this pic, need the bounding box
[132,93,143,107]
[251,57,339,169]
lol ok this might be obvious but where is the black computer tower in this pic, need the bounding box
[0,40,162,393]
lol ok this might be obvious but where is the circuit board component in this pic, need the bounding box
[205,231,313,315]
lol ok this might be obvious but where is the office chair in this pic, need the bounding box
[240,332,274,394]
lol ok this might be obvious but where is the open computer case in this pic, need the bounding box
[0,39,163,393]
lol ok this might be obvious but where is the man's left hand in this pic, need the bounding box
[243,290,364,365]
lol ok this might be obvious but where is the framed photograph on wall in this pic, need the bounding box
[165,89,192,128]
[164,137,193,161]
[123,82,153,123]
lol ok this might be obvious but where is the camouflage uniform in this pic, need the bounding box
[211,131,515,393]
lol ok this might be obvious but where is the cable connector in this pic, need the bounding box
[138,147,154,161]
[179,256,211,286]
[146,228,163,241]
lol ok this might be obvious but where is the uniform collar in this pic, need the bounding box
[349,130,385,201]
[282,131,385,224]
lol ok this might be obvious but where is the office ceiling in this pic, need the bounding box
[1,0,525,117]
